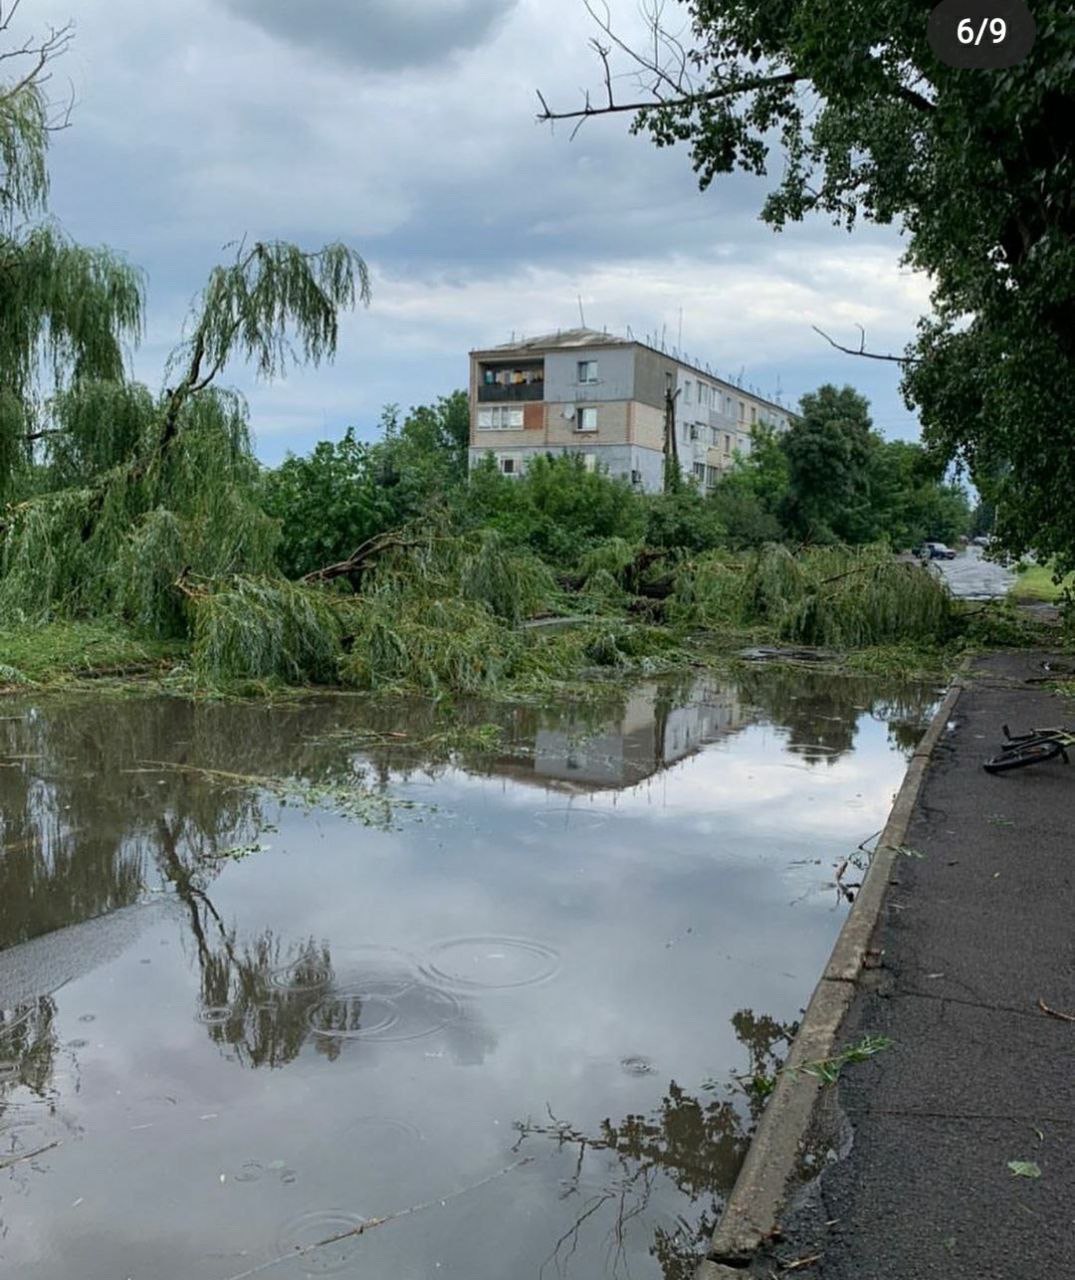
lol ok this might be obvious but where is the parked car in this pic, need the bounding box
[916,542,957,560]
[972,535,991,548]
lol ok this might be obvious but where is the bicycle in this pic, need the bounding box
[983,724,1075,773]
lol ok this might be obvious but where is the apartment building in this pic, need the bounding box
[468,328,793,492]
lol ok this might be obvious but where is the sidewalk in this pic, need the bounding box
[756,651,1075,1279]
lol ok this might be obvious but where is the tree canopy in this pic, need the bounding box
[540,1,1074,569]
[0,15,145,501]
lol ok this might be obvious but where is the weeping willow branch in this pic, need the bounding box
[0,6,76,219]
[157,239,370,457]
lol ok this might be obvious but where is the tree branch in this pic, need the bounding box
[537,71,802,127]
[812,324,920,365]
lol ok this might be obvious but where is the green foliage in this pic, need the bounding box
[707,486,783,550]
[263,394,471,581]
[0,234,363,634]
[0,620,181,684]
[672,544,952,647]
[579,0,1073,569]
[578,536,641,584]
[644,486,725,551]
[462,453,646,563]
[781,386,876,543]
[796,1034,894,1086]
[262,429,393,580]
[961,602,1049,649]
[189,577,344,686]
[167,240,369,390]
[341,595,521,697]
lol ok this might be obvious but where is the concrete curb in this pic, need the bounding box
[697,678,965,1274]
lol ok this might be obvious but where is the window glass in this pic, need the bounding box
[577,360,598,383]
[578,407,597,431]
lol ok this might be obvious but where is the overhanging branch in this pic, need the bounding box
[812,324,920,366]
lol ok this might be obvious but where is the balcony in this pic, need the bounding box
[477,381,544,403]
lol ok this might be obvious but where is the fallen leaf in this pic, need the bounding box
[1007,1160,1041,1179]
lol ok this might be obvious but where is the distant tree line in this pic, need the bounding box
[263,383,973,580]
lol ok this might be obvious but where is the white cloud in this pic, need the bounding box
[15,0,928,458]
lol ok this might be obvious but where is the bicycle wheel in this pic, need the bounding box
[984,740,1063,773]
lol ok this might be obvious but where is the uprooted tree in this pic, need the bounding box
[539,0,1075,574]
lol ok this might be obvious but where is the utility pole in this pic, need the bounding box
[663,370,682,493]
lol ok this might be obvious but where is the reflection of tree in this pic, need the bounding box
[739,667,938,765]
[513,1007,800,1279]
[0,997,59,1100]
[156,814,339,1070]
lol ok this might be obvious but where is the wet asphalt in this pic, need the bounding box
[756,651,1075,1280]
[931,546,1016,600]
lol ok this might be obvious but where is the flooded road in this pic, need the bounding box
[932,545,1015,600]
[0,671,940,1279]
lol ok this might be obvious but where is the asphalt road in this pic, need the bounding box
[756,651,1075,1280]
[932,545,1016,600]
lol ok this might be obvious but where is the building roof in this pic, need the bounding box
[470,328,795,419]
[478,327,630,353]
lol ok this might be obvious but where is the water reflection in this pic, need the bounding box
[0,669,938,1279]
[513,1007,799,1278]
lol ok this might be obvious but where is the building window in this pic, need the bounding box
[684,380,692,404]
[698,384,709,408]
[477,407,524,430]
[724,434,731,454]
[692,462,706,483]
[498,455,518,475]
[583,453,597,473]
[577,360,598,384]
[706,465,719,487]
[738,400,745,422]
[750,406,757,425]
[630,469,643,486]
[576,406,598,432]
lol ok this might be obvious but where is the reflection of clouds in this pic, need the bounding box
[0,674,932,1279]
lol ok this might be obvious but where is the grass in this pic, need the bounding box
[1009,561,1074,604]
[0,620,185,687]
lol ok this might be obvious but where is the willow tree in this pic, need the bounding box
[0,11,145,502]
[0,240,371,629]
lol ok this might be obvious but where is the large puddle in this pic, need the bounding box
[0,669,939,1279]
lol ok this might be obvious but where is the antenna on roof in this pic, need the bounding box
[660,323,667,351]
[626,325,634,340]
[577,295,586,327]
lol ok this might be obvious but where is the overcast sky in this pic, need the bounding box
[25,0,931,463]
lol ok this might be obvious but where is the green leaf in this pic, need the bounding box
[1007,1160,1042,1179]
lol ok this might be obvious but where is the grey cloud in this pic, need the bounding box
[219,0,518,69]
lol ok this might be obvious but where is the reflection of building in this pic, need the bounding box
[486,680,751,793]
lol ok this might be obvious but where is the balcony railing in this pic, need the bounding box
[477,382,544,403]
